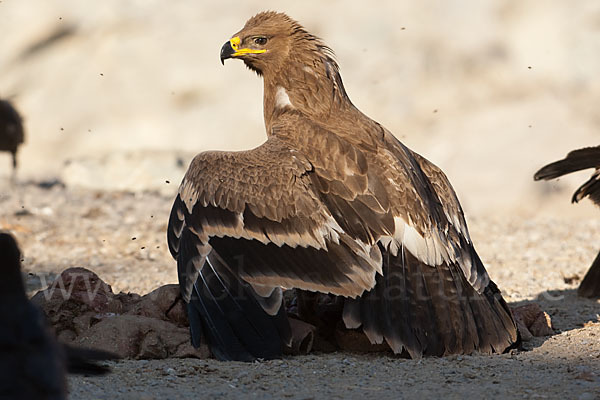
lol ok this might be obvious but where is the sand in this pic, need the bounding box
[1,0,599,398]
[0,183,598,399]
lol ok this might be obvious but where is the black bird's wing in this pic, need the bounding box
[535,146,600,298]
[534,146,600,205]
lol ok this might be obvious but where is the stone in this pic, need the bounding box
[32,267,211,360]
[511,303,554,340]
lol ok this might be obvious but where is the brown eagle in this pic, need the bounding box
[534,146,600,298]
[167,11,518,361]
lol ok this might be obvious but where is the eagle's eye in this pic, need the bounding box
[254,37,267,46]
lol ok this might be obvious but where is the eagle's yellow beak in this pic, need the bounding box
[220,36,266,65]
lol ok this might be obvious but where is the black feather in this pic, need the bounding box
[178,229,291,361]
[534,146,600,181]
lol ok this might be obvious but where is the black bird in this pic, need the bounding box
[0,232,116,400]
[534,146,600,298]
[0,99,25,178]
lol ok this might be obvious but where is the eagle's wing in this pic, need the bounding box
[169,123,517,360]
[409,149,491,291]
[282,123,517,357]
[167,137,393,360]
[352,138,517,357]
[579,250,600,298]
[168,137,385,301]
[280,116,492,292]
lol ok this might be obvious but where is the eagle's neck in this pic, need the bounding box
[262,47,356,135]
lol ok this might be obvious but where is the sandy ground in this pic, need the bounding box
[0,182,599,399]
[1,0,600,398]
[1,0,600,216]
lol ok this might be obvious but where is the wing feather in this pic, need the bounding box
[168,137,384,299]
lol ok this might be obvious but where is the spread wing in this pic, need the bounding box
[277,115,491,294]
[168,125,514,359]
[167,137,384,302]
[283,122,512,357]
[534,146,600,181]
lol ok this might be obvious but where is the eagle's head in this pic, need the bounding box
[220,11,329,76]
[220,12,351,119]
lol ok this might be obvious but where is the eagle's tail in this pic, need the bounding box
[178,229,291,361]
[343,243,519,358]
[578,250,600,298]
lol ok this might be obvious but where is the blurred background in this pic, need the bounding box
[1,0,599,219]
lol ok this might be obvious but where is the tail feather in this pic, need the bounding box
[382,254,441,357]
[178,229,291,361]
[534,146,600,181]
[445,262,479,354]
[344,243,518,357]
[357,286,384,344]
[578,250,600,298]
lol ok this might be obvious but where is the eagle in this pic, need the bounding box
[167,11,518,361]
[0,232,116,399]
[534,146,600,298]
[0,99,25,179]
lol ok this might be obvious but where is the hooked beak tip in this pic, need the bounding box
[220,41,234,65]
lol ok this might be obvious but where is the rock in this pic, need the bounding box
[511,303,554,340]
[166,299,188,327]
[31,267,119,312]
[127,284,188,327]
[32,267,211,359]
[75,314,209,359]
[31,267,124,336]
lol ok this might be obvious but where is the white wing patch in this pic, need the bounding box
[381,216,454,267]
[378,216,489,292]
